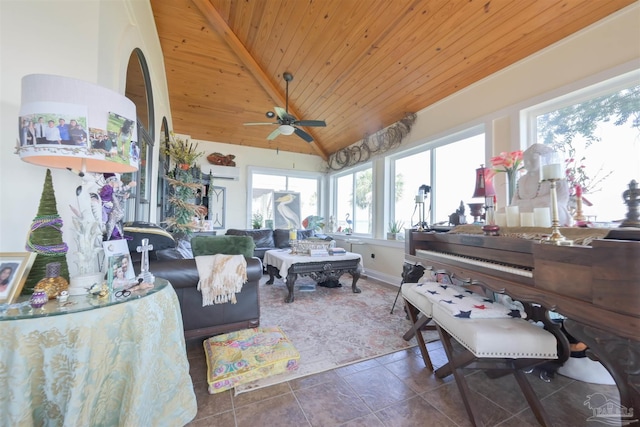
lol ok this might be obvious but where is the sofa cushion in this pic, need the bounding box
[123,221,176,253]
[192,235,255,258]
[226,229,275,249]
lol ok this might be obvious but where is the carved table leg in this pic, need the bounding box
[351,266,362,294]
[265,265,277,285]
[285,272,297,303]
[564,319,640,419]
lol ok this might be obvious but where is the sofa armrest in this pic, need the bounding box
[150,256,262,290]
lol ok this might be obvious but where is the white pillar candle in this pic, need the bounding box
[506,206,520,227]
[520,212,535,227]
[542,163,563,180]
[289,229,297,240]
[534,207,552,227]
[495,213,507,227]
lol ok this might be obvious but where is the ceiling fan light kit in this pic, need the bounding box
[279,124,295,135]
[244,72,326,143]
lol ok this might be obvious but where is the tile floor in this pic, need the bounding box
[183,337,622,426]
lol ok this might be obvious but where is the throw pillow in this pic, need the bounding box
[191,235,255,258]
[123,221,176,253]
[204,326,300,394]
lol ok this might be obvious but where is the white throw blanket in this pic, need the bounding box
[195,254,247,306]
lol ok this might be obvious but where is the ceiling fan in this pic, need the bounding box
[244,72,326,143]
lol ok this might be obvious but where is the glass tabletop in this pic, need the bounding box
[0,277,168,321]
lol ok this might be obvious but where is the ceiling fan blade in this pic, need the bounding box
[244,122,277,126]
[266,127,281,140]
[294,120,326,127]
[293,127,314,143]
[274,106,287,120]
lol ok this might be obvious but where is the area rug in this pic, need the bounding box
[233,275,439,394]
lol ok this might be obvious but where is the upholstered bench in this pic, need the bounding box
[401,282,436,370]
[431,302,558,427]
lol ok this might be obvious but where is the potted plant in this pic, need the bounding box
[387,220,405,240]
[252,213,263,229]
[165,132,203,169]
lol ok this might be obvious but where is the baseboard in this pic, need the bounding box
[361,269,401,290]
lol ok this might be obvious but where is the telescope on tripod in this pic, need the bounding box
[413,184,431,231]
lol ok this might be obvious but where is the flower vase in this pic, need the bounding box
[507,170,517,205]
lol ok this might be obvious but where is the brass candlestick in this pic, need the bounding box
[542,178,573,246]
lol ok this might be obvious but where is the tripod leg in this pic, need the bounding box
[390,281,404,314]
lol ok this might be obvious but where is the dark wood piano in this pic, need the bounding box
[405,226,640,416]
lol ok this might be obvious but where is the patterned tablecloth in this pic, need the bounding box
[0,279,197,427]
[264,249,364,278]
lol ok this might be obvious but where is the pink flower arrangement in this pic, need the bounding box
[489,150,524,175]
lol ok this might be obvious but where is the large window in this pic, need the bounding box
[334,164,373,235]
[250,170,322,229]
[525,69,640,223]
[390,130,484,230]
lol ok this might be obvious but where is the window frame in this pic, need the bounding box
[329,161,374,237]
[386,124,485,229]
[247,166,325,229]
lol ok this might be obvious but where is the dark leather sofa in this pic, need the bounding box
[150,256,262,340]
[225,228,332,263]
[124,223,262,341]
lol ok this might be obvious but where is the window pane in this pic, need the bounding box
[287,177,319,224]
[336,174,353,232]
[251,172,321,229]
[536,84,640,223]
[354,169,372,234]
[434,134,485,224]
[394,151,431,229]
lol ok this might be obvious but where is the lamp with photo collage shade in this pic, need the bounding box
[16,74,138,295]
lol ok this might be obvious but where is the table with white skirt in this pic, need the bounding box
[0,278,197,427]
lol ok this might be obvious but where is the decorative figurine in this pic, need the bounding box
[136,238,155,283]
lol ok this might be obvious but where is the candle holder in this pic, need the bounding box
[542,178,573,245]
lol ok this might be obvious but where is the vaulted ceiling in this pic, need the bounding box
[149,0,633,160]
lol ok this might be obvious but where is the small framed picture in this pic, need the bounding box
[106,254,134,291]
[0,252,36,304]
[103,240,136,281]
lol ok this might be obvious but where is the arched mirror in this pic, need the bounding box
[157,117,171,222]
[124,48,154,222]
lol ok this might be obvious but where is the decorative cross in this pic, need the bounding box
[136,238,155,283]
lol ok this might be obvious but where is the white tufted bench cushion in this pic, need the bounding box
[432,303,558,359]
[401,282,434,317]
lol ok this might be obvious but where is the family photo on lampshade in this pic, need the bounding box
[17,82,139,173]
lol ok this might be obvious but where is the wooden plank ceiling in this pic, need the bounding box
[149,0,633,160]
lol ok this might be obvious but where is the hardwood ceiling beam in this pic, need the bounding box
[191,0,329,160]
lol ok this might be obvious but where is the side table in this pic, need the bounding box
[0,278,196,427]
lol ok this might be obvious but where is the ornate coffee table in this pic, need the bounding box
[264,249,363,303]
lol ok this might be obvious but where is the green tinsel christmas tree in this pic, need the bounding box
[23,169,70,294]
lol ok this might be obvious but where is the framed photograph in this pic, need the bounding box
[0,252,36,304]
[103,240,136,281]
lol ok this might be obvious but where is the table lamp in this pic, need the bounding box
[471,165,498,234]
[16,74,138,294]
